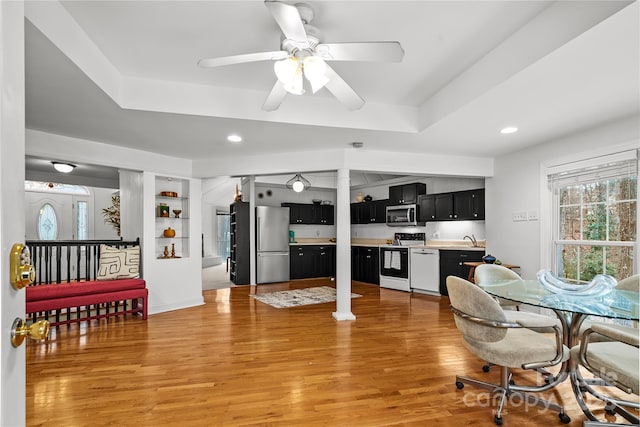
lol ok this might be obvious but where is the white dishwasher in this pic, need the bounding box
[410,248,440,295]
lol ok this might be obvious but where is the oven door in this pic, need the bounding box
[379,247,409,279]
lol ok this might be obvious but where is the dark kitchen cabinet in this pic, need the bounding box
[351,246,379,284]
[388,183,426,205]
[453,189,485,220]
[439,249,484,295]
[315,245,336,277]
[435,193,454,220]
[351,199,388,224]
[229,201,250,285]
[314,204,334,225]
[424,189,485,221]
[418,194,436,221]
[290,245,335,279]
[290,245,313,279]
[282,203,334,225]
[283,203,315,224]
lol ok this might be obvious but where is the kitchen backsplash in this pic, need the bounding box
[352,221,486,242]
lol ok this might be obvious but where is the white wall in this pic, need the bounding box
[93,187,121,239]
[119,170,144,242]
[487,115,640,280]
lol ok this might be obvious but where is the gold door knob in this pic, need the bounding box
[11,318,49,347]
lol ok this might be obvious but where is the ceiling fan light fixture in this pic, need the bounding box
[303,56,329,93]
[286,173,311,192]
[286,66,305,95]
[274,57,304,95]
[52,162,76,173]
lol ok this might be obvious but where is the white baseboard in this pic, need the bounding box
[148,297,205,316]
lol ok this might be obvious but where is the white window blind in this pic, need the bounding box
[548,149,638,190]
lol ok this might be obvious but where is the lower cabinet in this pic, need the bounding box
[290,245,335,279]
[351,246,380,285]
[439,250,485,295]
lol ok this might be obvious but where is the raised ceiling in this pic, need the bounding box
[23,1,639,177]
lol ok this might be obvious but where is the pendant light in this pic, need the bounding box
[286,174,311,192]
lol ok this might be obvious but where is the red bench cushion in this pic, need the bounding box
[26,279,146,302]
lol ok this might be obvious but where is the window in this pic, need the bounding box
[37,203,58,240]
[76,200,88,240]
[216,212,230,259]
[549,150,638,282]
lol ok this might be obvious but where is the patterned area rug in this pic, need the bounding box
[252,286,362,309]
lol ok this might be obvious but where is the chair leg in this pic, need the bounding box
[456,366,571,424]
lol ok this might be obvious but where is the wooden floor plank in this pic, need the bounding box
[26,279,635,426]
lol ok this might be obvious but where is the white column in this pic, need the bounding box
[333,168,355,321]
[0,1,27,425]
[248,176,256,285]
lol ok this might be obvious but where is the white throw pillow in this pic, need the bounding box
[97,244,140,280]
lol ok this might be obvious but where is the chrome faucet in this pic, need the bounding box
[463,234,478,247]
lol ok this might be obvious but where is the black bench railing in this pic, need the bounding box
[26,238,141,285]
[25,238,142,326]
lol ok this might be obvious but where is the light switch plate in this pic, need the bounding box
[527,210,539,221]
[512,211,527,222]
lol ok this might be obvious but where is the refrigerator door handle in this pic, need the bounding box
[256,218,261,251]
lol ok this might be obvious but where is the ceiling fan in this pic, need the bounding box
[197,0,404,111]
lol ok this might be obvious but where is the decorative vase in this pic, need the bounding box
[482,254,496,264]
[163,227,176,238]
[356,191,364,202]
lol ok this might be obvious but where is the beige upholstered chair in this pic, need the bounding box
[474,264,562,374]
[447,276,571,425]
[572,323,639,426]
[578,274,640,343]
[474,264,522,309]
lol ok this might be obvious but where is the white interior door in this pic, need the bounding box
[1,2,27,425]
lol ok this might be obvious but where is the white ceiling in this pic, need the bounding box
[23,0,640,182]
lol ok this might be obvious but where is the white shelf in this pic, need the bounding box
[155,176,190,258]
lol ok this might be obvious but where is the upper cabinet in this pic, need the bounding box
[351,199,388,224]
[155,176,190,258]
[418,189,485,222]
[418,194,436,221]
[388,183,426,205]
[281,203,334,225]
[453,189,485,220]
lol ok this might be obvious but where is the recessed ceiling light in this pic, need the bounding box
[227,134,242,143]
[500,126,519,134]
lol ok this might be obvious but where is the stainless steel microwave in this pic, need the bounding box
[386,204,425,227]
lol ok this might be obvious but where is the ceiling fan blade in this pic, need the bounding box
[316,42,404,62]
[198,51,289,68]
[264,1,309,47]
[262,81,288,111]
[323,64,364,111]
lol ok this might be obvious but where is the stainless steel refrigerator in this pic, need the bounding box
[256,206,290,284]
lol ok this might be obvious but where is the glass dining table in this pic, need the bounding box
[477,278,639,420]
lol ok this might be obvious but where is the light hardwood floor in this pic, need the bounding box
[26,279,630,426]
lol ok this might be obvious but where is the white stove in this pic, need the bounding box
[379,233,425,292]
